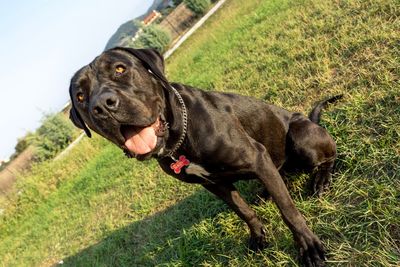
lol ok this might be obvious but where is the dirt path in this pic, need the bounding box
[0,146,35,194]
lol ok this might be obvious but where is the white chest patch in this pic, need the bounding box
[185,162,211,179]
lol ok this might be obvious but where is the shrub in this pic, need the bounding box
[184,0,211,15]
[32,113,74,162]
[173,0,184,6]
[127,24,172,54]
[8,132,34,161]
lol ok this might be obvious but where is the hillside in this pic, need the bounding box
[104,0,172,50]
[0,0,399,266]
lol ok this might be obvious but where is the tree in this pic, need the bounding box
[184,0,211,16]
[9,132,34,160]
[32,113,74,162]
[173,0,184,6]
[127,24,172,54]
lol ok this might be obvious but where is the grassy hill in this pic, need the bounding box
[1,0,399,266]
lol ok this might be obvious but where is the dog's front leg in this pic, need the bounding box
[254,151,325,267]
[203,183,267,250]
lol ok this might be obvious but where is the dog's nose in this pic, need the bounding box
[102,93,119,110]
[92,92,119,116]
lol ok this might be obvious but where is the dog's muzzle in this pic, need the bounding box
[120,115,168,157]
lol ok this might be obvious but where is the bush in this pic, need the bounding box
[32,113,74,162]
[14,135,31,156]
[8,132,34,161]
[173,0,184,6]
[184,0,211,15]
[127,24,172,54]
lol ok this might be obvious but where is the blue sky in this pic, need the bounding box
[0,0,153,160]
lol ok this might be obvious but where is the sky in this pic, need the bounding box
[0,0,153,160]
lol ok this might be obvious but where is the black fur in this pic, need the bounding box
[69,47,342,267]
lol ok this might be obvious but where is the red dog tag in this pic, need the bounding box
[170,155,190,174]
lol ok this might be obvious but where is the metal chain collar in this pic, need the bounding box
[166,86,188,161]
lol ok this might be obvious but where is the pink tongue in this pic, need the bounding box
[124,126,157,155]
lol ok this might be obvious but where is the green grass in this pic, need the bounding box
[1,0,399,266]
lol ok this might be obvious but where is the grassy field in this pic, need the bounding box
[1,0,399,266]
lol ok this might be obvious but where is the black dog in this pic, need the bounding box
[69,47,342,267]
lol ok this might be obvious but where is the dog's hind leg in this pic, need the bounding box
[286,113,337,196]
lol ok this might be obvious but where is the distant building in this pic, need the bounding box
[131,10,163,43]
[143,10,162,26]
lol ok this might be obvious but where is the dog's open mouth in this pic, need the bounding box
[120,117,164,155]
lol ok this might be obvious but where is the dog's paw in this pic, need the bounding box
[248,226,268,251]
[310,163,334,198]
[310,179,329,198]
[295,230,326,267]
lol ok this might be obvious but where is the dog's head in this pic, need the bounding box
[69,47,170,160]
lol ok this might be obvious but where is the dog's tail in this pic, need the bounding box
[308,94,343,124]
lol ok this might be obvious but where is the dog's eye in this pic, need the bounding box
[76,93,85,103]
[115,65,126,75]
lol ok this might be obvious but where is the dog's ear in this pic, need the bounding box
[69,107,92,138]
[114,47,166,81]
[69,107,84,129]
[136,48,165,74]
